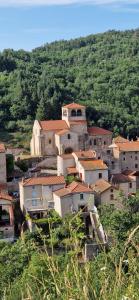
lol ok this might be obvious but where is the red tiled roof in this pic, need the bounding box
[0,192,13,201]
[0,144,5,153]
[56,129,70,136]
[91,179,112,194]
[67,167,78,175]
[88,127,112,136]
[22,176,65,186]
[69,120,87,125]
[39,120,69,131]
[54,181,93,197]
[73,150,96,159]
[117,141,139,152]
[63,102,85,109]
[79,159,108,171]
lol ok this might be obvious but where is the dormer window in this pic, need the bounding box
[77,109,82,116]
[71,110,76,117]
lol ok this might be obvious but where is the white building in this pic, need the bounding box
[53,181,94,217]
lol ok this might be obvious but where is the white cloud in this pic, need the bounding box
[0,0,139,7]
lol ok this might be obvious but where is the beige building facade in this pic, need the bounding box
[19,176,65,218]
[0,193,14,241]
[53,181,94,217]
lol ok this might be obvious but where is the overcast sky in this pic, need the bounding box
[0,0,139,50]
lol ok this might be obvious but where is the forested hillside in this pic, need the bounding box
[1,29,139,146]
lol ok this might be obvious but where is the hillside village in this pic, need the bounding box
[0,102,139,250]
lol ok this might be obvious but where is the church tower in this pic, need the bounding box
[62,102,86,122]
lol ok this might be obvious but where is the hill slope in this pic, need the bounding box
[0,29,139,146]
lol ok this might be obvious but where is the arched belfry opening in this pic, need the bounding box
[71,110,76,117]
[77,109,82,116]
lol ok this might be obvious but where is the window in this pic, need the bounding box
[111,189,113,193]
[135,156,138,160]
[89,140,92,146]
[67,134,71,140]
[80,194,84,200]
[77,109,82,116]
[129,183,132,189]
[123,152,125,155]
[63,109,67,116]
[123,157,125,161]
[99,173,102,179]
[94,139,97,146]
[32,199,37,207]
[135,164,138,169]
[71,110,76,117]
[131,156,132,158]
[110,194,114,200]
[49,139,51,144]
[104,141,106,145]
[107,150,111,154]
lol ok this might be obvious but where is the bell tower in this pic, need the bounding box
[62,102,86,122]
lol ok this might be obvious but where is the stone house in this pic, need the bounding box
[19,176,65,218]
[53,181,94,217]
[112,140,139,172]
[0,144,7,185]
[77,159,108,185]
[0,192,14,241]
[91,179,123,209]
[111,173,136,198]
[31,102,113,157]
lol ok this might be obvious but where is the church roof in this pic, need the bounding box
[63,102,85,109]
[88,127,112,136]
[39,120,69,131]
[56,129,70,136]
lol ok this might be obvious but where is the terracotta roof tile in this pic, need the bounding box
[79,159,108,171]
[54,181,93,197]
[88,127,112,136]
[63,102,85,109]
[91,179,112,194]
[117,141,139,152]
[67,167,78,175]
[39,120,69,131]
[0,192,13,201]
[73,150,96,159]
[22,176,65,186]
[0,144,5,153]
[56,129,70,136]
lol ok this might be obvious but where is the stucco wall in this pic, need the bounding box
[54,192,94,217]
[57,156,75,176]
[0,152,6,183]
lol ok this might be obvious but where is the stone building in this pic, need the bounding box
[0,144,7,186]
[30,103,113,157]
[19,176,65,218]
[53,181,94,217]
